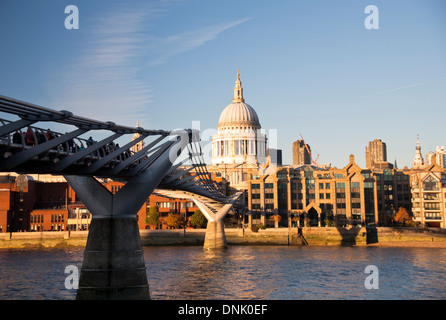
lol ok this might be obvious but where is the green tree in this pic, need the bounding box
[145,206,160,229]
[190,210,207,228]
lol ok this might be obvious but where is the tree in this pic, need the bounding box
[395,207,411,226]
[225,181,234,196]
[145,206,160,229]
[166,213,182,229]
[190,210,207,228]
[273,214,281,228]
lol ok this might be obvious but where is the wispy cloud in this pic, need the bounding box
[362,77,446,98]
[46,5,159,126]
[147,17,251,66]
[45,2,250,127]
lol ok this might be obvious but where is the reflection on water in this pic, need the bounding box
[145,246,446,300]
[0,246,446,300]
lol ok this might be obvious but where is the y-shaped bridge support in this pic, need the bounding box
[193,193,242,250]
[65,134,189,300]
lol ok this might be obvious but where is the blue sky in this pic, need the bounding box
[0,0,445,168]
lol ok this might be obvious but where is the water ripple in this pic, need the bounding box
[1,246,446,299]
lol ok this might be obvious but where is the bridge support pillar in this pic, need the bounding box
[75,216,150,300]
[192,198,240,251]
[204,219,227,250]
[64,132,189,299]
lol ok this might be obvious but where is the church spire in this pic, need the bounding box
[233,69,245,103]
[412,134,425,169]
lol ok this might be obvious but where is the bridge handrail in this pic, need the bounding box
[0,118,140,168]
[0,95,171,136]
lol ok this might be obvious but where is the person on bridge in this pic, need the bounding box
[25,127,34,146]
[12,131,22,145]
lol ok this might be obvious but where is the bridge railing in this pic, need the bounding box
[0,118,143,173]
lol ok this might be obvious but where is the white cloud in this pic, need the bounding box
[362,77,446,98]
[45,2,250,128]
[147,17,251,66]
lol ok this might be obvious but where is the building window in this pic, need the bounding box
[425,212,441,220]
[336,183,345,189]
[319,183,324,189]
[325,183,330,189]
[424,203,440,210]
[306,179,315,189]
[351,182,360,189]
[252,184,260,189]
[384,168,393,181]
[423,176,439,191]
[424,193,439,200]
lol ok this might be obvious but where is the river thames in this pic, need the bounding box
[0,246,445,300]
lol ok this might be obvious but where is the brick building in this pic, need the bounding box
[247,154,422,228]
[0,174,201,232]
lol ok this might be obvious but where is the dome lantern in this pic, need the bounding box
[217,70,260,130]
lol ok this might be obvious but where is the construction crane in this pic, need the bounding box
[299,132,319,166]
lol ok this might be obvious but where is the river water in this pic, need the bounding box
[0,246,445,300]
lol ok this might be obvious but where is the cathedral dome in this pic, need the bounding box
[217,70,260,129]
[211,70,267,168]
[217,101,260,129]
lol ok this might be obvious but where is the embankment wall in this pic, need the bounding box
[1,227,446,249]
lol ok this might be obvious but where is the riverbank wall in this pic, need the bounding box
[2,227,446,249]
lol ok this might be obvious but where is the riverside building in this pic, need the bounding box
[410,156,446,228]
[246,154,421,228]
[247,154,379,227]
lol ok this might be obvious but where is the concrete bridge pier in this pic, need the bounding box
[204,219,228,250]
[75,215,149,299]
[64,134,189,299]
[193,200,233,250]
[193,193,241,250]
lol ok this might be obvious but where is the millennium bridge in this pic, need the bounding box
[0,95,241,299]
